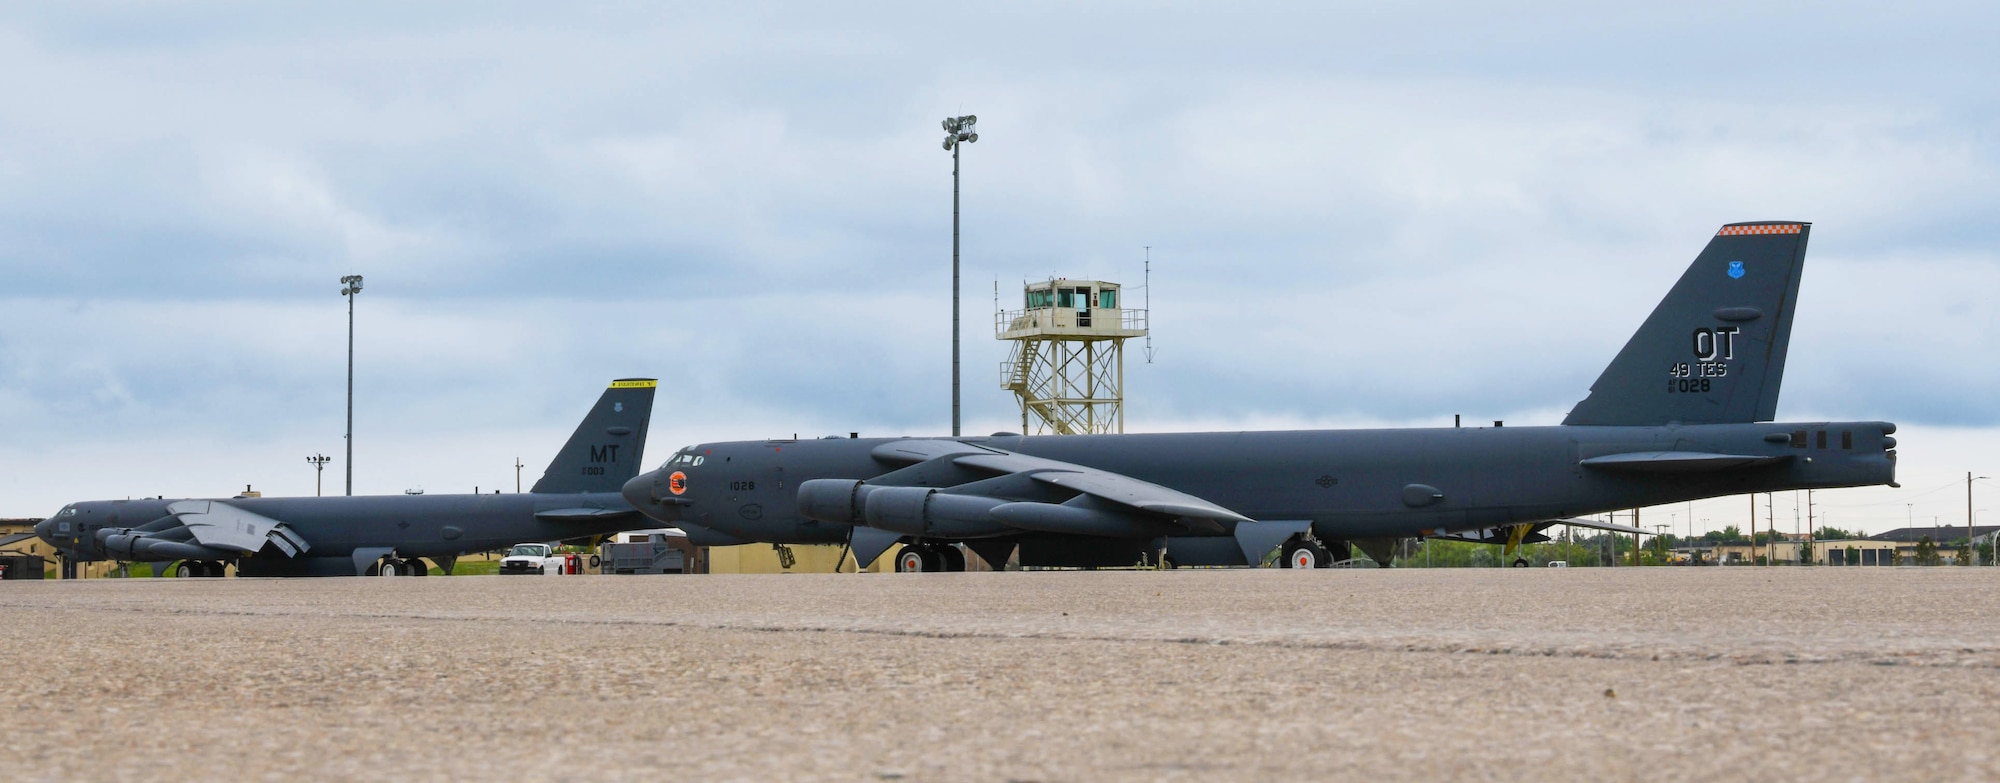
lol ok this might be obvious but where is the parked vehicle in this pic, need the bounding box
[499,543,561,575]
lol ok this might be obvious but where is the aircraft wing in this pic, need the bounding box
[810,439,1271,568]
[950,450,1252,526]
[94,501,311,562]
[1428,516,1649,545]
[868,439,1250,528]
[1548,516,1650,536]
[166,501,312,556]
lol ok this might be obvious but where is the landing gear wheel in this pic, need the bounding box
[376,558,403,576]
[205,561,226,578]
[939,545,967,572]
[896,546,928,573]
[175,561,197,578]
[1286,541,1329,569]
[405,558,428,576]
[1512,558,1530,568]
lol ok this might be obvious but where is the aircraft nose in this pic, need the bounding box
[623,469,686,522]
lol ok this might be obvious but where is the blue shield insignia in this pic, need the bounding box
[614,402,624,413]
[1727,261,1745,279]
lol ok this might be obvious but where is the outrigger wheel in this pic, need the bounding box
[1512,558,1531,568]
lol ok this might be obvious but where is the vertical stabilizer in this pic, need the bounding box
[531,379,657,494]
[1563,222,1809,426]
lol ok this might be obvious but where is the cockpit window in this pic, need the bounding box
[663,449,706,468]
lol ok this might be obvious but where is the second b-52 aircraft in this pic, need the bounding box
[35,379,657,577]
[621,222,1898,570]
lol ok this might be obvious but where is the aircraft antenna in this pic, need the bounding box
[1143,246,1156,364]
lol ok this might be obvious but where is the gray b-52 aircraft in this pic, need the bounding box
[622,222,1898,570]
[35,379,656,577]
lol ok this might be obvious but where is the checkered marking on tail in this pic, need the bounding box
[1716,224,1802,236]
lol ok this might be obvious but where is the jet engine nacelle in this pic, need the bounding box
[860,486,1013,539]
[102,533,231,562]
[797,479,867,524]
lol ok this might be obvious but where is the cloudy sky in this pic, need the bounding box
[3,2,1994,534]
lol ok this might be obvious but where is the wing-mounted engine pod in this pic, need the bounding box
[863,486,932,535]
[797,479,867,524]
[860,486,1013,538]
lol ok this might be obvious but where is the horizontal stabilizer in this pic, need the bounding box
[1579,451,1790,473]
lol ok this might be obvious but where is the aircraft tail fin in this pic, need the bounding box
[1563,222,1810,427]
[530,379,657,494]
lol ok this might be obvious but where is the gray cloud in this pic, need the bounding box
[2,3,1995,517]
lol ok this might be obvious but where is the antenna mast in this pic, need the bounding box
[1143,246,1156,364]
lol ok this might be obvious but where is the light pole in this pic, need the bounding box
[941,114,977,437]
[307,453,331,497]
[340,274,363,496]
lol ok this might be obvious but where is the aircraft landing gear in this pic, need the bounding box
[405,557,429,576]
[894,545,934,572]
[894,543,968,572]
[175,560,226,577]
[1280,538,1332,569]
[369,558,409,576]
[1512,558,1531,568]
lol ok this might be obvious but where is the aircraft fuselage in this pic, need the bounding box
[626,420,1896,550]
[37,492,635,575]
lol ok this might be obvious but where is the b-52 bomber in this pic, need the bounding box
[36,379,656,577]
[621,222,1898,570]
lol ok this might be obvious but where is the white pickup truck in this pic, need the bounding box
[499,543,562,575]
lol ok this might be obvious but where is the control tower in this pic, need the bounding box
[995,278,1147,435]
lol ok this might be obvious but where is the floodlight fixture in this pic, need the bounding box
[941,113,982,437]
[340,274,364,496]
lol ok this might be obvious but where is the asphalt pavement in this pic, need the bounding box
[5,567,1998,781]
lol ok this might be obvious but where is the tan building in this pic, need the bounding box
[705,542,1008,574]
[1697,537,1962,566]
